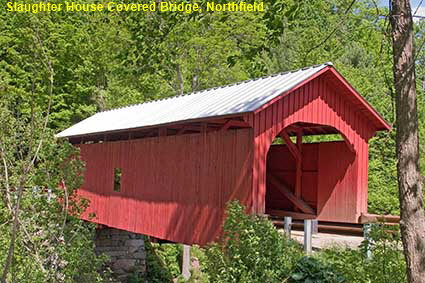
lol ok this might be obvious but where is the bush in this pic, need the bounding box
[289,256,345,283]
[203,201,406,283]
[143,241,176,283]
[143,240,208,283]
[319,224,406,283]
[141,201,407,283]
[204,201,303,283]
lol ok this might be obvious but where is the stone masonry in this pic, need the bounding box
[95,227,146,282]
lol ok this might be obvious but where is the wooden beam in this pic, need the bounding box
[201,122,207,133]
[279,130,301,162]
[266,209,316,219]
[315,126,328,135]
[343,137,356,153]
[268,174,315,214]
[175,124,209,134]
[359,213,400,224]
[295,129,303,197]
[148,129,158,137]
[302,128,313,135]
[219,119,252,131]
[158,128,167,137]
[177,125,188,135]
[220,119,233,131]
[212,118,251,128]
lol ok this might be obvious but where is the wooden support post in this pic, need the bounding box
[182,244,191,280]
[279,131,301,162]
[201,123,207,133]
[304,219,312,254]
[295,129,303,197]
[284,216,292,238]
[268,174,315,214]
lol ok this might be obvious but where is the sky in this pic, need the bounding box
[411,0,425,19]
[379,0,425,20]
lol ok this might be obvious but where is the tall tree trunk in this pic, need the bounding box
[390,1,425,282]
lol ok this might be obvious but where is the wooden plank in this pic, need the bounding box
[211,118,251,128]
[201,123,207,133]
[343,137,356,153]
[295,129,303,197]
[268,174,315,214]
[177,125,188,135]
[78,128,254,246]
[266,209,316,219]
[359,213,400,224]
[220,119,233,131]
[279,130,301,162]
[158,128,167,137]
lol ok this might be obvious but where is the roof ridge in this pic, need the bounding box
[99,62,332,114]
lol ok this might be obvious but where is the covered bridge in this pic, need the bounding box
[57,63,391,245]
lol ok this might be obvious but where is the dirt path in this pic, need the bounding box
[280,229,365,250]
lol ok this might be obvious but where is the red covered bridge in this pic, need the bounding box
[57,63,391,245]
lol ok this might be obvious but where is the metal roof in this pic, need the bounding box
[57,63,331,138]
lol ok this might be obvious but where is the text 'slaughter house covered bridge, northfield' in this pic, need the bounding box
[57,63,391,245]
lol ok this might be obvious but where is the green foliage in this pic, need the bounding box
[143,241,175,283]
[0,130,107,281]
[203,201,406,283]
[320,224,406,283]
[140,201,407,283]
[204,201,303,283]
[368,132,399,214]
[143,240,208,283]
[289,256,345,283]
[0,36,106,281]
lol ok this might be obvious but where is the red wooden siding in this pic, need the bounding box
[266,141,360,222]
[266,144,319,211]
[317,141,358,222]
[244,74,377,222]
[77,128,254,245]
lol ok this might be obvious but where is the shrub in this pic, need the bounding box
[143,241,175,283]
[204,201,303,283]
[319,224,406,283]
[143,240,208,283]
[142,201,407,283]
[289,256,345,283]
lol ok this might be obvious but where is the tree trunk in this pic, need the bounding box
[390,1,425,282]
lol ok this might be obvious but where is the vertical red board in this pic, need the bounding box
[78,128,254,245]
[250,74,379,222]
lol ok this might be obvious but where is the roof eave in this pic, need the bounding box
[55,112,252,139]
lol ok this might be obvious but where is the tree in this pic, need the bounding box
[389,1,425,282]
[0,10,106,282]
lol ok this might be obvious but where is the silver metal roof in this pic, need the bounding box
[57,63,331,138]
